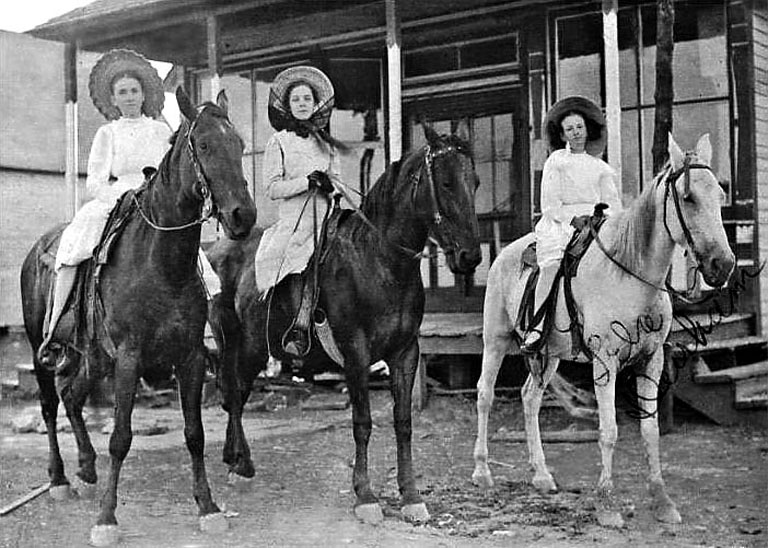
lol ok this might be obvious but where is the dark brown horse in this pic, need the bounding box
[208,125,481,523]
[20,88,256,546]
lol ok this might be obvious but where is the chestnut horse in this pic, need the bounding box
[20,88,256,546]
[208,125,481,523]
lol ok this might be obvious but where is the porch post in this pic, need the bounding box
[602,0,622,196]
[385,0,403,162]
[64,41,80,218]
[207,15,221,99]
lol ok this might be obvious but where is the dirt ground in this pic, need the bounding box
[1,371,766,548]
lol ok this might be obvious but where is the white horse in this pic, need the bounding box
[472,134,735,524]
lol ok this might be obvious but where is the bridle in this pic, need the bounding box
[134,106,218,232]
[592,152,714,296]
[662,152,712,254]
[336,141,470,260]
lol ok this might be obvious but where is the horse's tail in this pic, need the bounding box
[20,224,67,353]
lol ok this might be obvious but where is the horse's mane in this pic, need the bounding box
[361,133,472,220]
[604,162,671,273]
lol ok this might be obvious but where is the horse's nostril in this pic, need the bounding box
[459,248,482,269]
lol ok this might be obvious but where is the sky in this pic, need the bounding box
[3,1,180,128]
[2,1,92,33]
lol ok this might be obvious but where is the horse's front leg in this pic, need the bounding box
[176,348,227,532]
[591,351,624,528]
[389,340,429,523]
[638,349,681,523]
[522,355,560,493]
[592,352,619,494]
[91,348,140,547]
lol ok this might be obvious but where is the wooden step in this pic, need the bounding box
[671,335,767,357]
[695,360,768,384]
[735,375,768,410]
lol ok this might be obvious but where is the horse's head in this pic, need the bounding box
[419,124,481,274]
[664,133,735,287]
[176,87,257,239]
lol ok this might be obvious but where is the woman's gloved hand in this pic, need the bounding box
[307,170,334,194]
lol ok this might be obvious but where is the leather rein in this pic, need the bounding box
[591,153,714,295]
[133,109,217,232]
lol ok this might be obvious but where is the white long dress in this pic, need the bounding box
[56,116,171,269]
[254,130,341,293]
[535,145,622,267]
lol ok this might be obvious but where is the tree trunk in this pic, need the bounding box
[652,0,675,175]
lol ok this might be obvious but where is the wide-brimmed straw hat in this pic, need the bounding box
[544,95,607,156]
[269,66,334,127]
[89,49,165,121]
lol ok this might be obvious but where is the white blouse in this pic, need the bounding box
[86,116,171,205]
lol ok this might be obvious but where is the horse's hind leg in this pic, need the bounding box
[638,349,681,524]
[34,362,70,497]
[176,350,226,532]
[61,357,100,498]
[389,341,429,523]
[522,355,560,493]
[472,327,512,489]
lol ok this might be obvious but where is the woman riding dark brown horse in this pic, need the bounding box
[208,124,481,524]
[20,87,256,546]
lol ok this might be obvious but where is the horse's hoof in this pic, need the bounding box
[596,510,625,528]
[471,469,494,489]
[75,478,98,500]
[532,475,557,494]
[227,472,254,491]
[49,484,74,501]
[402,502,430,523]
[654,504,682,524]
[354,502,384,524]
[90,524,120,547]
[200,512,229,534]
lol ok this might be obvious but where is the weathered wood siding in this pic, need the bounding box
[754,3,768,336]
[1,31,104,326]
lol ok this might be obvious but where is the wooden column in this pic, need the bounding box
[64,42,80,218]
[602,0,622,194]
[385,0,403,162]
[207,15,221,99]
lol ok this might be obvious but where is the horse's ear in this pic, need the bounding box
[422,121,440,147]
[176,87,197,122]
[452,120,470,144]
[695,134,712,166]
[668,133,684,170]
[216,90,229,117]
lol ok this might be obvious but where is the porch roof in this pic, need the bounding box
[29,0,554,68]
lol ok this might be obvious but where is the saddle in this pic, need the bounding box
[43,187,142,369]
[280,196,352,366]
[518,203,609,357]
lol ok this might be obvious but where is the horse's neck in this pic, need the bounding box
[599,184,677,287]
[364,190,429,272]
[141,152,202,281]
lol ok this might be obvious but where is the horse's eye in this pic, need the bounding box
[199,142,209,152]
[683,193,694,204]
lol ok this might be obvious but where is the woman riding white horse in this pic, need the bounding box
[472,130,734,526]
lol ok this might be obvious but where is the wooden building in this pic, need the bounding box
[6,0,765,350]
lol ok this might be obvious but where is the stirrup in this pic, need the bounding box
[520,329,543,355]
[282,323,311,358]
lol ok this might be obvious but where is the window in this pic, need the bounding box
[404,34,518,80]
[552,2,731,204]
